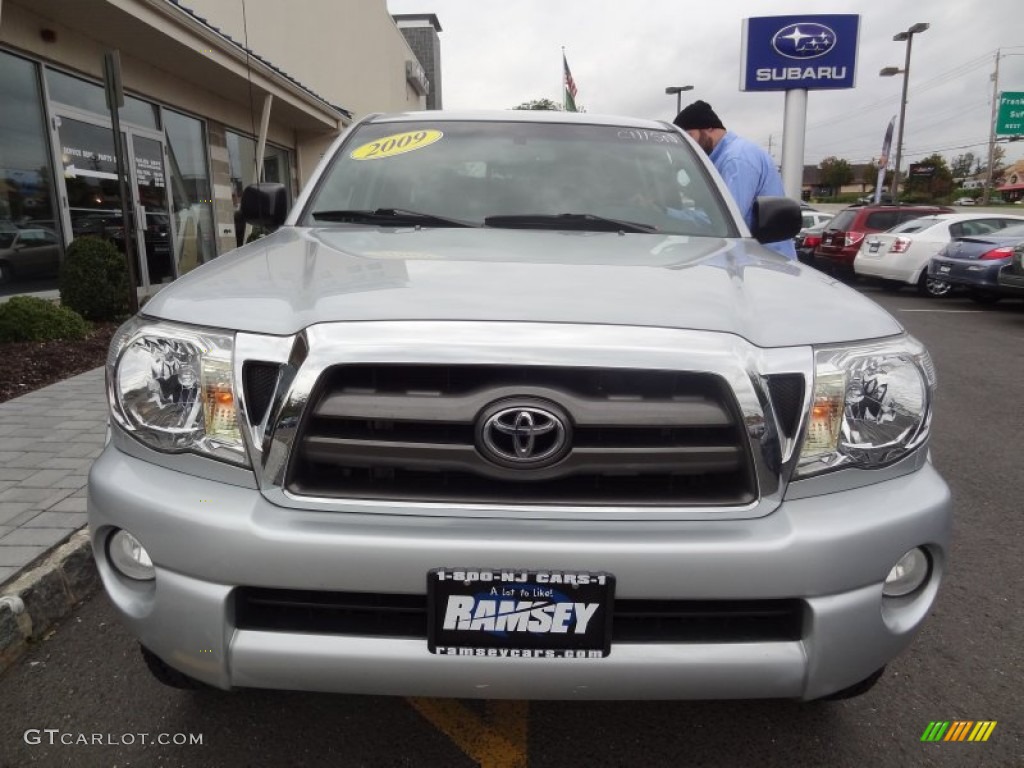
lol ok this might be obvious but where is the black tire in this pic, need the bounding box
[917,271,951,298]
[140,644,215,690]
[821,666,886,701]
[968,290,1001,305]
[0,261,12,285]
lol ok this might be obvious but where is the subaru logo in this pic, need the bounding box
[772,23,837,60]
[477,401,571,468]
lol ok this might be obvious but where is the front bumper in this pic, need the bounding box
[88,445,952,701]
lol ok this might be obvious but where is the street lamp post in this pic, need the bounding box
[665,85,694,115]
[880,22,929,202]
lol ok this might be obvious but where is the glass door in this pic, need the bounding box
[54,115,134,277]
[53,114,175,291]
[128,134,174,286]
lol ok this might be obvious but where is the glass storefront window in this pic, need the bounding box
[46,68,159,130]
[163,109,215,273]
[226,130,292,247]
[0,51,61,296]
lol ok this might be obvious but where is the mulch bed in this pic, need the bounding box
[0,322,119,404]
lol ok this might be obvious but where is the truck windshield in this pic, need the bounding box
[304,120,737,238]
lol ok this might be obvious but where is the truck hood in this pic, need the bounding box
[144,227,903,347]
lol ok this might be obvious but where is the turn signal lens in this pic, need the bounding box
[802,374,844,459]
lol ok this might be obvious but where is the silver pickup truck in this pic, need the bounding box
[89,111,951,701]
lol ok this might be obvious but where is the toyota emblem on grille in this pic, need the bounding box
[477,400,571,468]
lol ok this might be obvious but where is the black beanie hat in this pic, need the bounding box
[674,100,725,131]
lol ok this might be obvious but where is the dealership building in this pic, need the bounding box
[0,0,440,299]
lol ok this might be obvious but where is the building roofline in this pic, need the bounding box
[392,13,443,32]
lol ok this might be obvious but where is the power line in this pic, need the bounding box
[805,48,999,133]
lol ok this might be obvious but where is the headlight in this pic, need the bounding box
[795,336,935,477]
[106,317,248,465]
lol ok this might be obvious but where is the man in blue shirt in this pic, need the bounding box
[674,101,797,260]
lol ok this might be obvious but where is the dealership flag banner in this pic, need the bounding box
[563,52,578,112]
[875,116,895,203]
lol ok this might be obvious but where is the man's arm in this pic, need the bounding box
[714,156,761,230]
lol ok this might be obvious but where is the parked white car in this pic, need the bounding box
[801,211,833,230]
[854,212,1024,296]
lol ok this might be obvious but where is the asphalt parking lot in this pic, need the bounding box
[0,285,1021,768]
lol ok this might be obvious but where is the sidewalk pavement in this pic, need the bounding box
[0,367,107,668]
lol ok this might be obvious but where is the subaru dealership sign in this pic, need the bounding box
[741,15,860,91]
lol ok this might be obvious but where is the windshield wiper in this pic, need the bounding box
[483,213,657,234]
[311,208,478,228]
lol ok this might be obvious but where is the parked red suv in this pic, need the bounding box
[814,203,954,274]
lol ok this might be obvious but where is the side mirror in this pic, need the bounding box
[751,196,801,244]
[241,183,288,230]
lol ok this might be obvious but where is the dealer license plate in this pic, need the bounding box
[427,568,614,659]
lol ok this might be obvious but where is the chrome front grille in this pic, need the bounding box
[286,365,756,505]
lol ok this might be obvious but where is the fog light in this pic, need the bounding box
[108,529,155,581]
[883,548,929,597]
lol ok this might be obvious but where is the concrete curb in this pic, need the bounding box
[0,529,98,675]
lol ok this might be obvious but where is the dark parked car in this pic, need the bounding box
[929,222,1024,304]
[814,203,954,275]
[0,227,62,284]
[795,221,827,264]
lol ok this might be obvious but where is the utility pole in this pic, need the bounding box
[982,50,1000,205]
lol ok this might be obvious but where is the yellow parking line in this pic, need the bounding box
[407,698,528,768]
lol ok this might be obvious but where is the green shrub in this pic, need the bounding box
[59,236,130,321]
[0,295,90,343]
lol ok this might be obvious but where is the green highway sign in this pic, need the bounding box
[996,91,1024,136]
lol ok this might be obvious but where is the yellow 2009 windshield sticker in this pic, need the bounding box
[350,129,443,160]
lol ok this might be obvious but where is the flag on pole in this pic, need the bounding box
[563,52,578,112]
[874,116,896,203]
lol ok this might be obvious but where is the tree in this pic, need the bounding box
[819,156,854,195]
[974,146,1007,180]
[950,152,976,179]
[991,145,1008,182]
[512,98,562,111]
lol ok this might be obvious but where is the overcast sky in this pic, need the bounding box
[387,0,1024,172]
